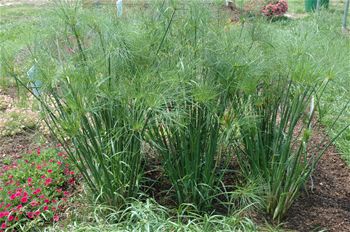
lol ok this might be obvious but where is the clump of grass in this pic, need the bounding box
[47,198,262,232]
[235,77,348,221]
[149,100,226,210]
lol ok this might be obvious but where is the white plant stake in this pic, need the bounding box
[316,0,321,11]
[309,95,315,128]
[117,0,123,16]
[342,0,350,32]
[27,65,41,96]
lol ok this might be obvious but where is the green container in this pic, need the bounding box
[305,0,329,12]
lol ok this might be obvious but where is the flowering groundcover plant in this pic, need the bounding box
[261,0,288,17]
[0,147,76,231]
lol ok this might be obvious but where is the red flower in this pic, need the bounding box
[0,211,9,218]
[53,214,59,222]
[10,194,16,200]
[37,148,41,155]
[44,199,50,204]
[43,206,49,211]
[68,178,75,185]
[48,169,53,173]
[34,210,41,216]
[27,211,34,219]
[1,223,6,229]
[8,215,14,221]
[30,201,38,207]
[33,188,42,195]
[44,178,52,186]
[16,204,23,210]
[69,171,75,175]
[21,197,28,203]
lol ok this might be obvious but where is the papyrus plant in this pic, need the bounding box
[8,1,164,208]
[235,78,348,221]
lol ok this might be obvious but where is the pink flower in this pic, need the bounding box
[53,214,59,222]
[43,206,49,211]
[30,201,38,207]
[48,169,53,173]
[8,215,14,221]
[44,178,52,186]
[34,210,41,216]
[33,188,41,195]
[37,148,41,155]
[10,194,16,200]
[0,211,9,218]
[27,211,34,219]
[1,222,6,229]
[21,197,28,203]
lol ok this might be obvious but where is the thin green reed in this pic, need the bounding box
[11,1,165,208]
[235,77,348,221]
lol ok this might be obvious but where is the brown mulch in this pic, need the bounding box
[0,133,37,166]
[284,123,350,232]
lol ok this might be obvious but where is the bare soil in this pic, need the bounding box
[284,123,350,232]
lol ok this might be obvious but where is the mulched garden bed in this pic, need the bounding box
[284,123,350,232]
[1,88,349,231]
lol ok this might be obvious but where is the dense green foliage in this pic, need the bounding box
[1,0,349,230]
